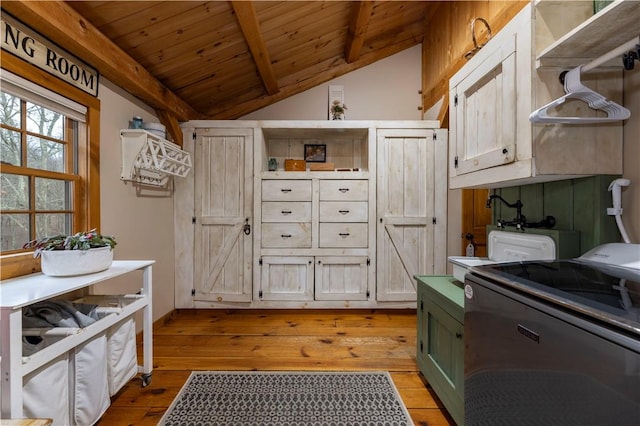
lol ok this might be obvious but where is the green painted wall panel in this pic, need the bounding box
[521,184,543,223]
[490,175,621,255]
[573,178,596,250]
[543,180,574,230]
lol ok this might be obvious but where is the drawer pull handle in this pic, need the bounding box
[281,234,292,238]
[338,188,349,193]
[339,232,350,238]
[456,332,463,339]
[338,210,350,215]
[281,210,292,215]
[280,188,292,193]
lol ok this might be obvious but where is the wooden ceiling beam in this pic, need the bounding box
[155,110,183,147]
[345,1,374,63]
[0,0,201,127]
[231,1,279,96]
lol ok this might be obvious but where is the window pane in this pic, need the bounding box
[26,101,64,139]
[0,91,21,128]
[70,121,79,174]
[35,178,70,210]
[0,213,30,251]
[1,80,83,264]
[0,128,21,166]
[27,135,64,172]
[36,213,71,239]
[0,174,29,210]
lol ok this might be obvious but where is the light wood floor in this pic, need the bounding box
[96,309,456,426]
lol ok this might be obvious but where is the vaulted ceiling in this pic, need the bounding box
[2,1,442,124]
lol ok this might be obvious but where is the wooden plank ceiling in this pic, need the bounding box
[44,1,437,120]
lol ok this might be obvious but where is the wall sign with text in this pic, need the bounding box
[1,14,99,97]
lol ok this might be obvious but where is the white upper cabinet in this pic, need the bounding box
[449,31,517,177]
[449,2,627,189]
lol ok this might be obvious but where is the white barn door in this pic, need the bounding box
[377,128,443,301]
[194,128,253,303]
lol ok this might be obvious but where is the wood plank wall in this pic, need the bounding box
[421,1,527,115]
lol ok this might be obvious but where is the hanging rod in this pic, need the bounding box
[529,35,638,124]
[582,35,639,73]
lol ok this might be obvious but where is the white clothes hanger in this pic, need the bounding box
[530,36,638,124]
[529,65,630,124]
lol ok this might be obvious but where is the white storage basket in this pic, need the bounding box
[94,303,138,395]
[71,333,110,425]
[78,295,140,393]
[23,352,71,426]
[22,327,111,425]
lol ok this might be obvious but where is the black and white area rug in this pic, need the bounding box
[159,371,414,426]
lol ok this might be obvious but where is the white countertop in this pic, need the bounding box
[0,260,155,309]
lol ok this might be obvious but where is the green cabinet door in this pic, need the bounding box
[416,275,464,426]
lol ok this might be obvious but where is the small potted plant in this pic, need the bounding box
[24,229,117,277]
[330,100,347,120]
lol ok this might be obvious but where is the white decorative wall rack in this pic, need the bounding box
[120,129,192,186]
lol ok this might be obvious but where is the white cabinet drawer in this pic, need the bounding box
[319,223,368,248]
[262,202,312,222]
[262,223,311,248]
[319,180,368,201]
[262,180,312,201]
[319,201,368,222]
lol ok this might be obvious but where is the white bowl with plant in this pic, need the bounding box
[24,229,117,277]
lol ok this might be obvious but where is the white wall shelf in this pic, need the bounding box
[536,0,640,69]
[121,129,192,186]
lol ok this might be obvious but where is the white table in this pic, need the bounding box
[0,260,154,419]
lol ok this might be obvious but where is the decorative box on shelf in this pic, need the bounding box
[284,159,306,171]
[310,162,334,171]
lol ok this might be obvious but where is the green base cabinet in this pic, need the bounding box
[415,275,465,426]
